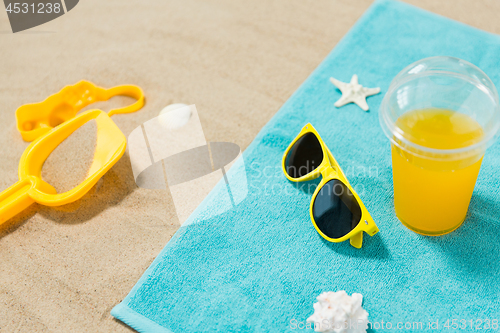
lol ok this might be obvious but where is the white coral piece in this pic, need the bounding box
[306,291,369,333]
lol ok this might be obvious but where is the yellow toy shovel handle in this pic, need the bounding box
[0,179,35,224]
[106,85,145,117]
[16,81,145,142]
[0,176,57,225]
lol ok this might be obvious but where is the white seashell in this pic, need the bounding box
[306,291,369,333]
[159,103,191,129]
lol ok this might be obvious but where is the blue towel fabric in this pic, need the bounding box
[112,0,500,331]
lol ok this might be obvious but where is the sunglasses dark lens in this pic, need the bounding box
[285,132,323,178]
[312,179,362,239]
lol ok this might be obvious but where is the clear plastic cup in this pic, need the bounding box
[379,56,500,235]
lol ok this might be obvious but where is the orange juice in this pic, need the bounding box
[392,108,484,235]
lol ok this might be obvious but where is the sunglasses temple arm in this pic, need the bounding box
[349,232,363,249]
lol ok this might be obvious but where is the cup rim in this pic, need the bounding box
[379,57,500,160]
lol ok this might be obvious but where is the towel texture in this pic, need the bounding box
[112,0,500,331]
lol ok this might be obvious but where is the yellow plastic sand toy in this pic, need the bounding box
[16,80,144,142]
[0,110,126,224]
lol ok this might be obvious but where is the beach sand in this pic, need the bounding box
[42,119,97,194]
[0,0,499,331]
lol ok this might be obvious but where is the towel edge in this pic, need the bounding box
[111,303,175,333]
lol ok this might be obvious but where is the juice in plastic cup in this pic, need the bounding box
[380,57,500,235]
[392,108,484,234]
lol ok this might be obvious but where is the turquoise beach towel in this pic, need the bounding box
[112,0,500,331]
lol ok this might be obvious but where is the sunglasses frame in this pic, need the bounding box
[282,123,379,248]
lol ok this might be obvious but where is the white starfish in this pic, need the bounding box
[330,75,380,111]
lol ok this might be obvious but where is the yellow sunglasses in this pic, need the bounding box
[282,123,379,248]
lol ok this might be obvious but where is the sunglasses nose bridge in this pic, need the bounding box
[319,164,336,179]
